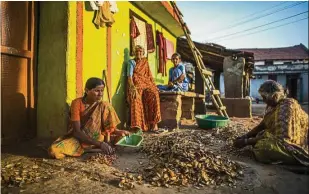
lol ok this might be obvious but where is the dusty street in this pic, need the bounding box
[1,118,308,194]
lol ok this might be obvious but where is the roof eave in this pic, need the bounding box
[131,1,184,37]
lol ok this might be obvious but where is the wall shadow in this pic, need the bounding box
[1,92,50,158]
[111,48,131,129]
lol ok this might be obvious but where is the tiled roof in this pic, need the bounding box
[237,44,309,61]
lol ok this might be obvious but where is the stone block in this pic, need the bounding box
[195,98,206,115]
[181,97,195,119]
[221,98,252,118]
[159,94,182,129]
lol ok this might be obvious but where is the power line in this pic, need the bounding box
[208,11,308,42]
[208,1,306,36]
[215,17,308,43]
[208,1,289,35]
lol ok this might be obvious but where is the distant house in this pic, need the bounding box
[239,44,309,103]
[177,38,254,97]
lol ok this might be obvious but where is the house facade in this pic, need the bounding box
[1,1,184,143]
[240,44,309,103]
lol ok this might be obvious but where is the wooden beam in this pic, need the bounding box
[1,46,32,58]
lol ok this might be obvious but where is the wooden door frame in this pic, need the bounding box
[1,1,38,140]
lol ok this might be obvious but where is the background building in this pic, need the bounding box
[240,44,309,103]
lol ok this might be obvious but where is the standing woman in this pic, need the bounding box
[49,77,129,159]
[127,45,161,132]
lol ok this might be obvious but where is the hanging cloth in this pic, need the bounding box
[146,24,155,53]
[156,30,167,76]
[109,1,119,13]
[130,17,140,56]
[165,39,174,59]
[93,1,115,28]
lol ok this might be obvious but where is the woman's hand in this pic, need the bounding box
[130,85,139,99]
[100,142,114,155]
[115,129,130,137]
[168,81,174,87]
[233,138,248,149]
[236,134,248,140]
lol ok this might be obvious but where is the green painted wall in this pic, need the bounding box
[37,2,68,138]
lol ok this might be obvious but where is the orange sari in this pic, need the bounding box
[127,58,161,131]
[49,100,120,159]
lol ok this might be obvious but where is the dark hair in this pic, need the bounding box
[171,53,181,59]
[85,77,105,90]
[83,77,105,98]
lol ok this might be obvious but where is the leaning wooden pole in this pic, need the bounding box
[171,1,228,118]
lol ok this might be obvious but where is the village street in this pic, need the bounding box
[2,104,309,194]
[1,1,308,194]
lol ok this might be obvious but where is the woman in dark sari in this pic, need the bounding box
[234,80,309,166]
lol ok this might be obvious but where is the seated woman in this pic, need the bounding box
[234,80,309,166]
[157,53,189,92]
[49,77,129,159]
[127,45,161,132]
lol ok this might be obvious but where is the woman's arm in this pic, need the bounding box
[128,77,138,99]
[173,65,186,84]
[174,74,185,83]
[72,121,113,154]
[234,136,263,148]
[72,121,101,147]
[127,77,135,88]
[245,121,266,138]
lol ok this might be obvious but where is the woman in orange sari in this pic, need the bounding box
[49,77,129,159]
[127,45,161,132]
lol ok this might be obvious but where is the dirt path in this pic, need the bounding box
[1,119,309,194]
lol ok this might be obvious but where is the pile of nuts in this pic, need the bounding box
[139,131,243,188]
[1,162,52,187]
[86,153,117,166]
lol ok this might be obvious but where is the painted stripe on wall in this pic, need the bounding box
[107,26,112,97]
[76,2,83,97]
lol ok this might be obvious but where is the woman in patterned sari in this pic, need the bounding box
[49,77,129,159]
[234,80,309,166]
[127,45,161,132]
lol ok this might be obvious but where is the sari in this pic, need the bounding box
[253,98,309,166]
[49,99,120,159]
[127,58,161,131]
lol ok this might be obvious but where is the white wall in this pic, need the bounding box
[277,74,286,87]
[220,73,225,97]
[250,75,268,99]
[255,61,264,65]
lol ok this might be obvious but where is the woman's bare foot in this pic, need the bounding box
[149,124,158,132]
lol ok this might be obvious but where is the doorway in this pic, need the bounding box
[286,74,300,101]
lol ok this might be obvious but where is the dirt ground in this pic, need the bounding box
[2,115,309,194]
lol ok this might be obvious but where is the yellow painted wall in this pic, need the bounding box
[66,2,77,104]
[82,3,108,101]
[110,2,177,127]
[37,2,179,138]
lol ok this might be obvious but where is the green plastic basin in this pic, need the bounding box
[195,114,229,129]
[115,134,143,147]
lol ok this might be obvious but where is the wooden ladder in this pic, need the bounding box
[171,2,228,118]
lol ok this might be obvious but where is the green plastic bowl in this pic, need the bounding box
[195,114,229,129]
[115,134,143,147]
